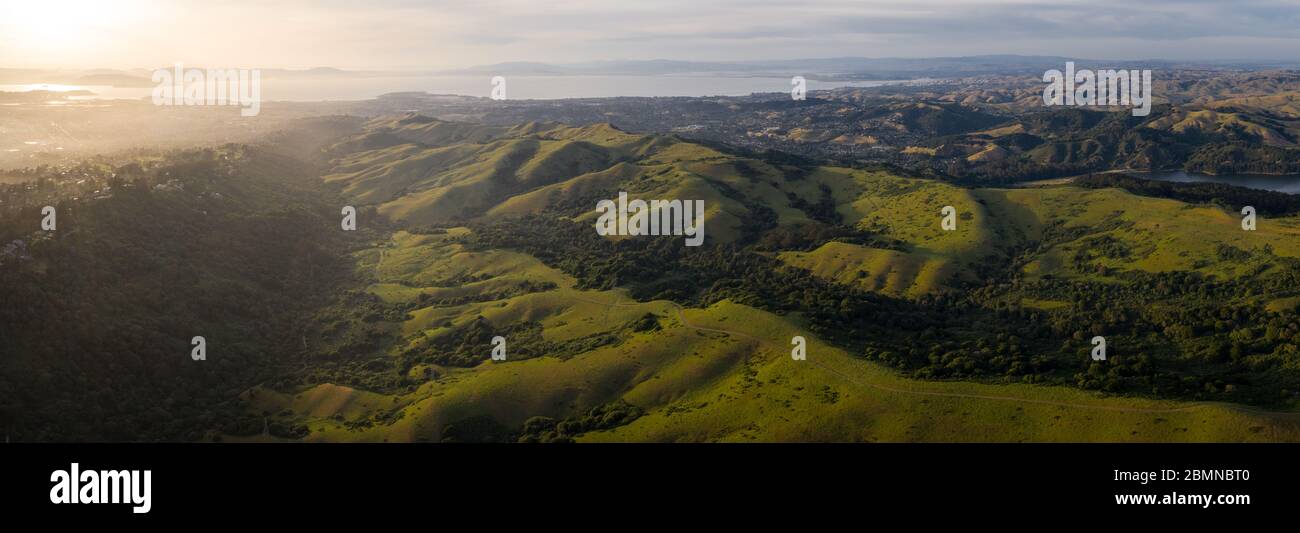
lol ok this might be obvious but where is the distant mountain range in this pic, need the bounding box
[0,66,377,88]
[452,56,1080,78]
[7,55,1300,89]
[444,55,1300,79]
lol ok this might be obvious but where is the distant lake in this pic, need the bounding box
[0,75,908,102]
[1132,171,1300,194]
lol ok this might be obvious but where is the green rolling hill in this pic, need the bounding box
[224,116,1300,442]
[7,114,1300,443]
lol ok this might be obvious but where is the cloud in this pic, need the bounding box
[4,0,1300,68]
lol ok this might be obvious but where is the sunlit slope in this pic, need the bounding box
[486,162,643,216]
[780,168,1008,297]
[1145,108,1297,147]
[257,116,1300,443]
[234,228,1300,443]
[585,301,1300,443]
[780,242,958,298]
[331,136,626,223]
[362,229,570,306]
[324,118,733,227]
[324,143,484,205]
[990,186,1300,281]
[1208,92,1300,120]
[245,298,1300,443]
[325,116,942,247]
[783,179,1300,297]
[329,115,516,151]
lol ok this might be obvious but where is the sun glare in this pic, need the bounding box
[1,1,140,53]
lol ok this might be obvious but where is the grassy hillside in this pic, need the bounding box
[920,104,1300,182]
[209,116,1300,443]
[232,228,1300,443]
[324,119,691,227]
[776,167,1000,296]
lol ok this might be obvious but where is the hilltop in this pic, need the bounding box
[6,114,1300,442]
[234,116,1300,442]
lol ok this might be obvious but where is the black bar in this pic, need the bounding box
[3,443,1289,522]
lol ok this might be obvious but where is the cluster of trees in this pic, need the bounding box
[218,416,310,439]
[1074,173,1300,216]
[464,205,1300,406]
[405,280,558,309]
[515,401,645,443]
[405,317,543,368]
[0,146,363,441]
[786,183,840,225]
[10,116,1299,440]
[750,223,903,253]
[1185,144,1300,176]
[462,214,1034,363]
[438,395,645,443]
[989,266,1300,403]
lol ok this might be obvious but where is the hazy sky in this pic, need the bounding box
[3,0,1300,69]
